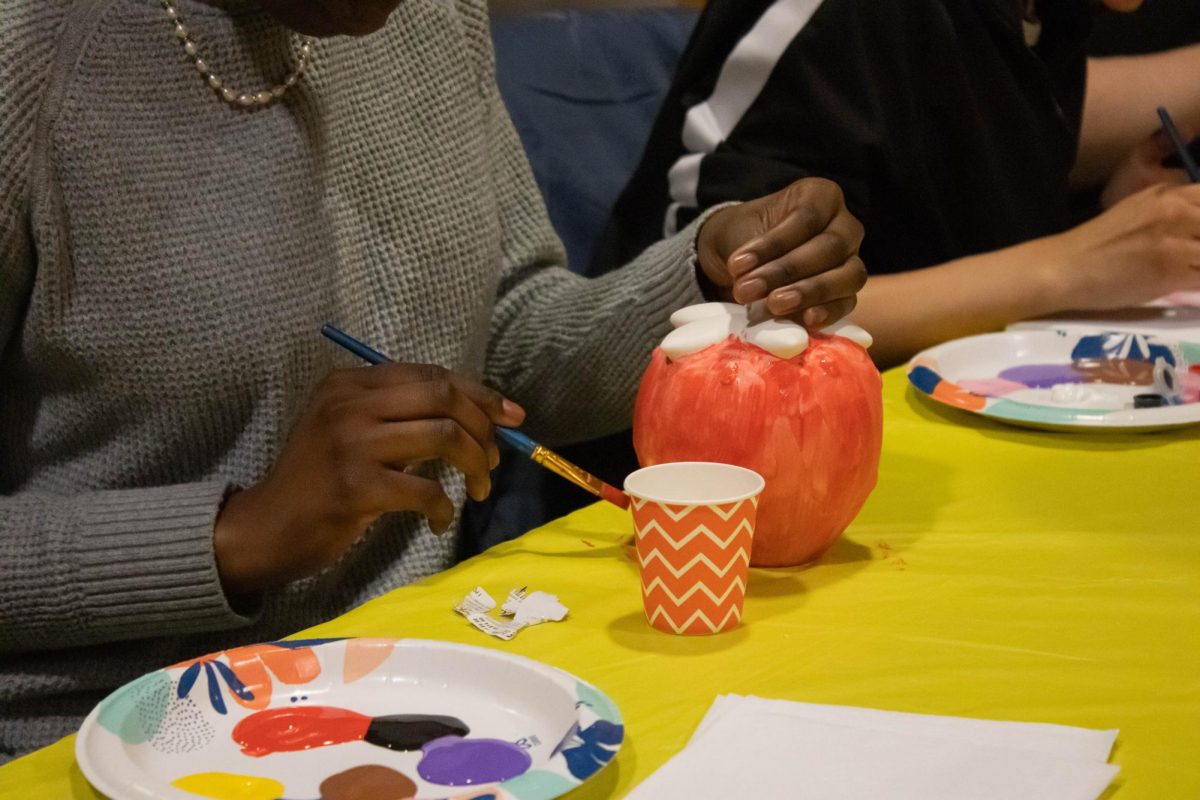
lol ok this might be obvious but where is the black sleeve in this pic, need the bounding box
[592,0,938,274]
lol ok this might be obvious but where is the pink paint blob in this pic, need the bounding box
[1181,371,1200,404]
[417,736,532,786]
[957,378,1027,397]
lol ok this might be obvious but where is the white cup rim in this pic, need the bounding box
[624,461,765,506]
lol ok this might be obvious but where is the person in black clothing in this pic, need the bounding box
[595,0,1200,367]
[1090,0,1200,56]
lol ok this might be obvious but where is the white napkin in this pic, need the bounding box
[626,695,1119,800]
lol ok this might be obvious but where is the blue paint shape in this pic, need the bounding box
[177,662,202,699]
[269,637,345,649]
[907,365,941,395]
[203,662,227,715]
[211,659,255,702]
[1070,333,1177,367]
[561,720,623,781]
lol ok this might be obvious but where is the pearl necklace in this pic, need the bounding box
[160,0,316,108]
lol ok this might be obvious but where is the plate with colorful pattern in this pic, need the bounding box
[76,638,623,800]
[908,330,1200,432]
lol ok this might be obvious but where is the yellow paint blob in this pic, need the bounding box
[171,771,285,800]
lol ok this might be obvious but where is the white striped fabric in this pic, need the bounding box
[664,0,826,235]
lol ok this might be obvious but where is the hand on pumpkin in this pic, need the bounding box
[213,363,524,596]
[695,177,867,329]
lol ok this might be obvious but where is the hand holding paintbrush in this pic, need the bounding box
[212,351,525,595]
[321,325,630,510]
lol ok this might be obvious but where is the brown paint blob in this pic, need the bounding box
[318,765,417,800]
[1074,358,1155,386]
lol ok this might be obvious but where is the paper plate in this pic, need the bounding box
[76,638,623,800]
[907,330,1200,432]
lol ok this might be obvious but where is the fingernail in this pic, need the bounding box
[734,278,767,303]
[502,399,524,421]
[489,447,501,470]
[770,289,802,313]
[805,307,828,328]
[730,252,758,276]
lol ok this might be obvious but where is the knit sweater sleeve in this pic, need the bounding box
[464,4,708,445]
[0,7,258,654]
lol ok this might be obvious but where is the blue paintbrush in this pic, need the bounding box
[320,324,630,510]
[1158,106,1200,183]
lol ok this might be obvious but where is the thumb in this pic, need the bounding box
[1148,126,1194,163]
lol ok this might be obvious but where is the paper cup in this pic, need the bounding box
[625,462,764,635]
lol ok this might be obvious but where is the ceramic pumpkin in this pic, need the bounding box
[633,304,883,567]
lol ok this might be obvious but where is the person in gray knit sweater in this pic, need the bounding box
[0,0,866,760]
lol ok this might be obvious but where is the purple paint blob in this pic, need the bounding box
[417,736,532,786]
[997,363,1083,389]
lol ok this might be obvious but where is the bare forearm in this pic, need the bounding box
[1074,44,1200,187]
[858,180,1200,370]
[854,238,1068,369]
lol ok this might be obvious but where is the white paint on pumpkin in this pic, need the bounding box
[660,315,736,359]
[662,303,873,360]
[745,318,809,359]
[820,320,873,349]
[669,302,747,329]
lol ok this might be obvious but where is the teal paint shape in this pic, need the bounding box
[987,398,1094,426]
[576,682,621,724]
[97,670,172,744]
[500,769,577,800]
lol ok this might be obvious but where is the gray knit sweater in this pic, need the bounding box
[0,0,703,759]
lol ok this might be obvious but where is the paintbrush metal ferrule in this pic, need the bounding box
[530,445,604,495]
[529,445,630,510]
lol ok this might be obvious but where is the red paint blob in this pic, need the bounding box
[232,706,372,757]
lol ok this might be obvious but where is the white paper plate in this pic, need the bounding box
[76,638,623,800]
[908,330,1200,432]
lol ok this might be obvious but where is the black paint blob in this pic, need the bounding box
[363,714,470,752]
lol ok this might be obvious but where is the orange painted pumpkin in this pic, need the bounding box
[633,334,883,566]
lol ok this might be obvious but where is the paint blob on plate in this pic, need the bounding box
[417,736,533,786]
[319,765,418,800]
[908,330,1200,431]
[171,772,284,800]
[77,639,623,800]
[232,706,469,757]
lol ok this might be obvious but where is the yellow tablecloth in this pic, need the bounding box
[4,369,1198,798]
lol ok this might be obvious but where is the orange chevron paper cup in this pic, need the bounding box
[625,462,765,635]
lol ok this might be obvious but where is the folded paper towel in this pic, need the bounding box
[626,695,1118,799]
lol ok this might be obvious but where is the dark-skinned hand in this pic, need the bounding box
[695,177,867,329]
[214,363,524,596]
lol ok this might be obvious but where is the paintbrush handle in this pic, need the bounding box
[494,426,536,457]
[320,324,629,509]
[1158,106,1200,183]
